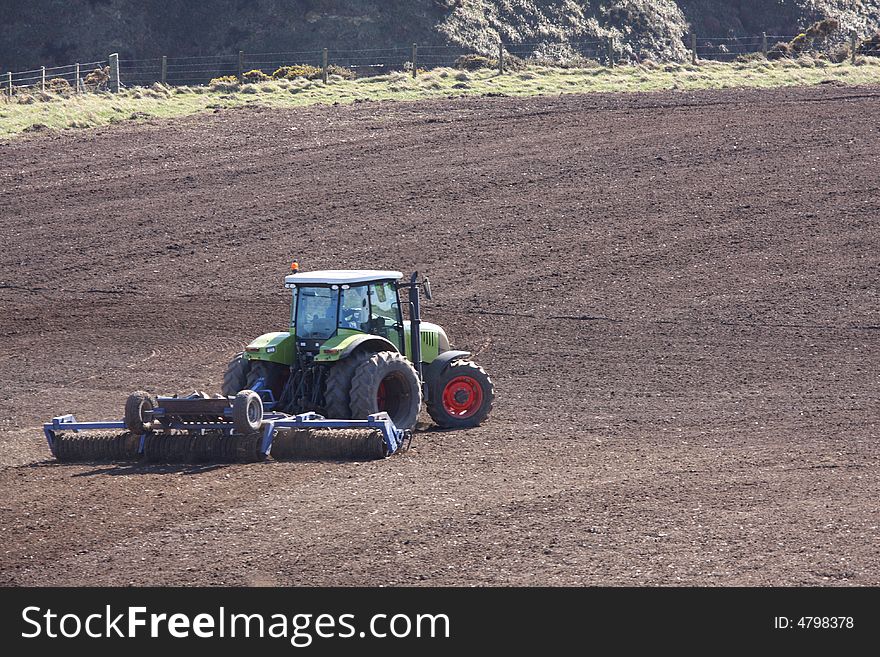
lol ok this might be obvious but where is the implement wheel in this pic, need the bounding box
[427,360,494,429]
[124,391,158,433]
[233,390,263,434]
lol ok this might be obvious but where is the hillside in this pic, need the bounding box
[1,0,879,71]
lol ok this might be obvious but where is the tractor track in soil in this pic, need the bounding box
[0,85,879,585]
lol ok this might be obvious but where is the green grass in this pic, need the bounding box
[1,57,879,140]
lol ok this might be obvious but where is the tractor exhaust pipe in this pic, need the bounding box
[408,271,424,397]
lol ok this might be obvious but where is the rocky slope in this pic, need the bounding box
[0,1,878,71]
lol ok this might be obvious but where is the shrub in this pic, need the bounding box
[45,77,71,93]
[272,64,322,80]
[453,53,527,71]
[209,75,240,91]
[789,33,809,53]
[84,66,110,90]
[769,19,840,60]
[827,44,850,63]
[859,31,880,56]
[736,52,766,63]
[455,54,491,71]
[805,18,839,39]
[767,41,791,60]
[326,64,354,79]
[242,69,269,83]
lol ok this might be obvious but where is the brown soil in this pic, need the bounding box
[1,86,879,586]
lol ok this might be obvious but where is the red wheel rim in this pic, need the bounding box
[377,380,387,411]
[442,376,483,418]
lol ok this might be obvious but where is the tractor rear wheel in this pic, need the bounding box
[222,352,250,397]
[426,360,494,429]
[323,350,370,419]
[349,351,421,430]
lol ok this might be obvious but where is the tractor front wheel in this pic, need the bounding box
[427,360,494,429]
[349,351,421,430]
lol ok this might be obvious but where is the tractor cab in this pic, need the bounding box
[284,269,405,354]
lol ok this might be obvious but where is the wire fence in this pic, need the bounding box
[695,35,779,60]
[6,60,109,93]
[2,30,878,98]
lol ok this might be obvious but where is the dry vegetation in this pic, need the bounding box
[2,55,879,139]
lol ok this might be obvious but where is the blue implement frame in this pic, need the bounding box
[43,410,409,459]
[260,412,408,457]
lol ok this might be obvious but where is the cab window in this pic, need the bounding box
[296,287,339,339]
[340,285,370,332]
[369,281,400,337]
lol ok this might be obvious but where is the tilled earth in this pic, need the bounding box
[0,85,878,586]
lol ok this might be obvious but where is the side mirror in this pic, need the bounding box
[422,277,433,301]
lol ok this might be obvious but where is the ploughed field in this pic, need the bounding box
[0,85,878,585]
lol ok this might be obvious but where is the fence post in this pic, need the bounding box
[412,43,418,78]
[7,71,11,99]
[75,63,80,93]
[691,33,697,64]
[607,36,614,67]
[41,66,46,91]
[498,41,504,74]
[762,32,768,57]
[109,53,119,92]
[322,48,328,83]
[851,31,857,64]
[238,50,244,82]
[161,56,167,85]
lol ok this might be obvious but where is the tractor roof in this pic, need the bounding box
[284,270,403,286]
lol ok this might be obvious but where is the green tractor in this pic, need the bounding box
[221,267,494,431]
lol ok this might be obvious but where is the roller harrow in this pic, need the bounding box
[44,390,411,463]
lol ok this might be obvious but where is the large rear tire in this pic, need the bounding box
[323,350,371,419]
[426,360,494,429]
[222,352,250,397]
[349,351,421,430]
